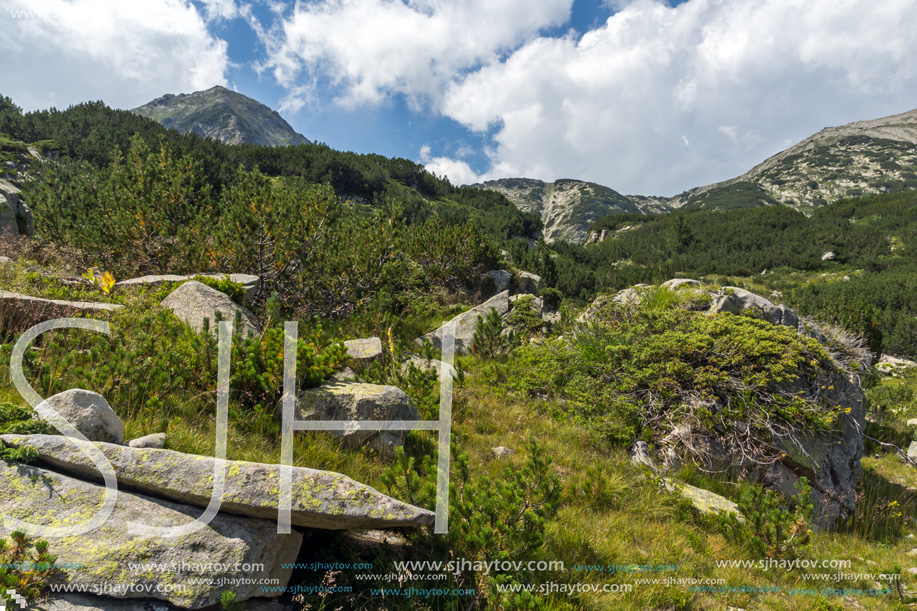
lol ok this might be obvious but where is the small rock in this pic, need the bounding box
[908,567,917,575]
[491,446,515,459]
[127,433,166,449]
[909,441,917,462]
[331,367,357,382]
[908,548,917,556]
[344,337,383,365]
[0,256,10,264]
[906,533,914,539]
[420,290,510,355]
[822,251,837,261]
[37,388,123,444]
[908,419,917,427]
[401,355,457,379]
[630,441,655,469]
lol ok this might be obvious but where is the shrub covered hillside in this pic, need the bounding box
[1,91,916,611]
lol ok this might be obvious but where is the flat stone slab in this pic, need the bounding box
[2,434,433,530]
[0,459,301,609]
[664,479,744,521]
[344,337,383,364]
[0,290,122,327]
[116,274,260,302]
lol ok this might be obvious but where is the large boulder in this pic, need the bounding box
[512,271,542,294]
[117,274,260,303]
[0,459,302,608]
[296,381,420,453]
[160,281,258,337]
[36,389,123,444]
[421,290,510,354]
[1,434,434,530]
[0,290,123,328]
[708,286,798,328]
[0,178,32,236]
[344,337,383,366]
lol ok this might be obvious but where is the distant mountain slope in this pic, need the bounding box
[676,108,917,212]
[481,107,917,243]
[469,177,670,243]
[132,86,309,147]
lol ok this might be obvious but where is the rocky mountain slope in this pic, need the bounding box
[469,177,670,243]
[478,107,917,243]
[132,85,309,147]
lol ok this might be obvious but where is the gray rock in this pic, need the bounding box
[909,568,917,576]
[663,479,743,521]
[0,459,301,608]
[401,355,457,379]
[0,201,18,238]
[421,290,510,355]
[37,389,123,444]
[0,256,10,264]
[0,178,32,236]
[512,271,542,294]
[486,269,513,293]
[661,278,702,290]
[822,251,837,261]
[613,287,645,306]
[160,281,259,337]
[344,337,383,365]
[0,290,122,328]
[296,382,421,454]
[330,367,357,382]
[117,274,260,302]
[630,441,655,469]
[909,441,917,462]
[907,419,917,427]
[1,434,434,530]
[127,433,166,449]
[708,287,798,328]
[491,446,515,459]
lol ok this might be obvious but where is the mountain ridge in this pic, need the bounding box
[132,86,309,147]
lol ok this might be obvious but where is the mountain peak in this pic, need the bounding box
[132,87,309,147]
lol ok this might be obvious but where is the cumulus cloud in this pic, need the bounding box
[256,0,917,195]
[420,145,481,186]
[256,0,573,109]
[2,0,229,111]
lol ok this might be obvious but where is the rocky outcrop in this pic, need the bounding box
[0,178,33,236]
[36,389,123,444]
[116,274,260,303]
[1,434,434,530]
[486,269,512,293]
[583,281,869,528]
[160,281,258,337]
[295,382,420,454]
[0,290,122,328]
[421,290,510,354]
[0,459,302,608]
[661,278,702,290]
[344,337,383,365]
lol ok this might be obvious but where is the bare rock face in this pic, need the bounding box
[0,178,32,236]
[421,290,510,354]
[37,389,124,444]
[0,434,434,530]
[160,281,258,337]
[0,459,302,609]
[296,382,420,454]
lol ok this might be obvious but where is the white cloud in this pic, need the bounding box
[424,156,482,187]
[438,0,917,194]
[255,0,573,110]
[198,0,237,21]
[256,0,917,196]
[1,0,229,111]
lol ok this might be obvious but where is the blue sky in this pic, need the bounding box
[3,0,917,196]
